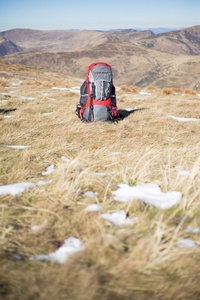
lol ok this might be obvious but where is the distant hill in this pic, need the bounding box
[138,25,200,55]
[135,28,183,34]
[0,33,22,56]
[1,29,104,52]
[0,28,154,52]
[0,25,200,90]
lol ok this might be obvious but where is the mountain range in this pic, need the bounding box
[135,27,183,34]
[0,25,200,89]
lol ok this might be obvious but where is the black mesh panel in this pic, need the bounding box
[80,80,88,106]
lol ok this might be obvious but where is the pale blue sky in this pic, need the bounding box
[0,0,199,31]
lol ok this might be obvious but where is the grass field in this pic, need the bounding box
[0,62,200,300]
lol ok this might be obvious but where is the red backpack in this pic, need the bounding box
[76,62,118,122]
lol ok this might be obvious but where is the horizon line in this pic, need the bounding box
[0,25,195,32]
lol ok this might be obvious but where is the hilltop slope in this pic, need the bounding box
[0,34,22,56]
[138,25,200,55]
[1,41,200,90]
[1,28,154,52]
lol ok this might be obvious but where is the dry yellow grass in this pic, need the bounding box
[161,88,174,96]
[0,79,10,87]
[145,85,160,93]
[161,88,198,97]
[184,89,197,96]
[172,88,183,94]
[119,85,141,94]
[0,62,200,300]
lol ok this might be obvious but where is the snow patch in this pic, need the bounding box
[61,156,70,162]
[82,171,106,177]
[177,238,196,248]
[5,86,17,89]
[31,225,40,232]
[52,86,80,94]
[4,115,14,118]
[30,236,84,264]
[101,210,138,226]
[139,91,152,96]
[0,180,52,196]
[124,108,134,111]
[42,165,55,175]
[11,81,21,86]
[103,179,110,185]
[83,191,98,198]
[20,76,35,80]
[3,145,30,149]
[13,254,22,260]
[179,170,190,176]
[175,166,189,176]
[112,184,182,209]
[0,71,13,76]
[85,204,102,212]
[169,115,200,122]
[2,93,13,96]
[111,152,121,155]
[37,180,53,186]
[43,112,53,116]
[0,182,35,196]
[175,165,182,170]
[186,225,200,234]
[90,172,106,177]
[52,87,68,91]
[20,96,35,101]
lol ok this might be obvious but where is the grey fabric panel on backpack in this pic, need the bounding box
[89,64,112,82]
[89,64,112,101]
[93,105,112,121]
[83,107,94,122]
